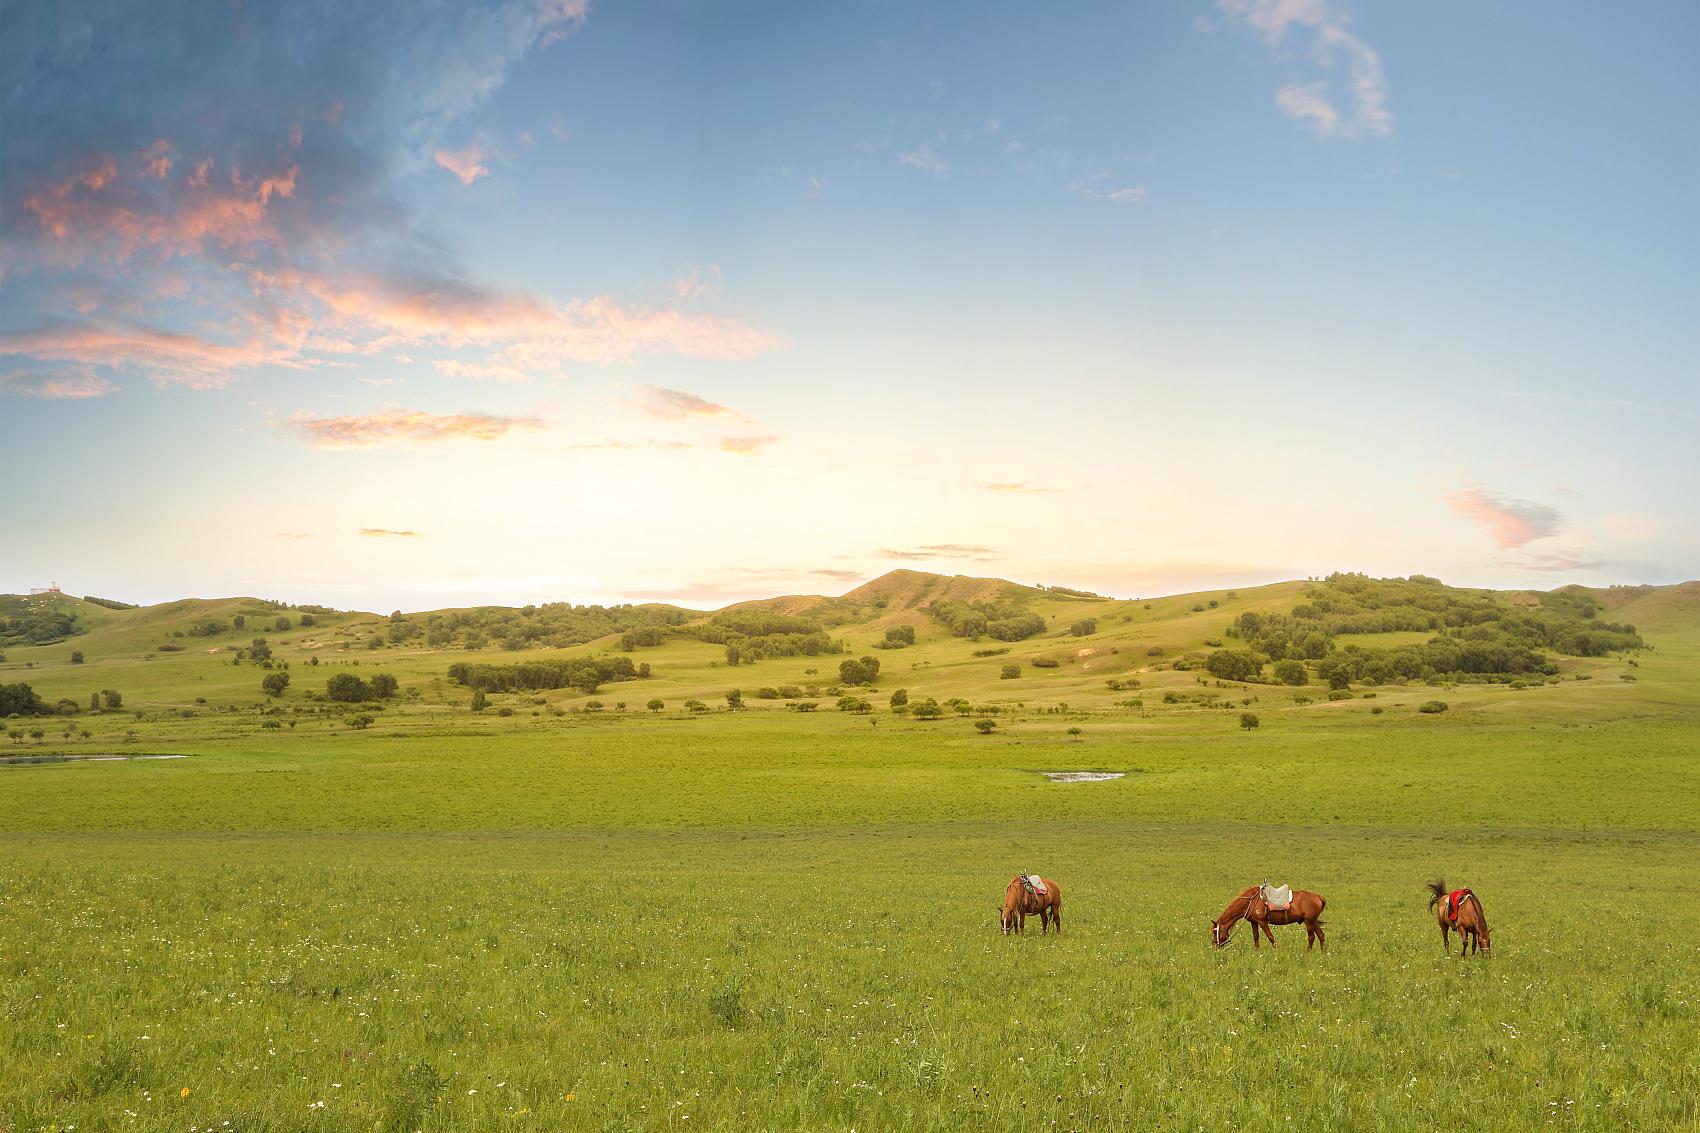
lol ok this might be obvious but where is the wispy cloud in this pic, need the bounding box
[434,143,490,185]
[360,528,420,538]
[274,532,311,539]
[1069,175,1146,205]
[636,385,747,422]
[983,481,1064,494]
[1492,550,1604,573]
[718,434,780,455]
[0,366,118,399]
[877,543,1002,562]
[1445,485,1563,550]
[293,408,544,448]
[1216,0,1392,138]
[899,140,948,176]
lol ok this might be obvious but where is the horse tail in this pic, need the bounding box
[1425,878,1446,910]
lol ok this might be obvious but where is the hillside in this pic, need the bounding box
[2,570,1693,741]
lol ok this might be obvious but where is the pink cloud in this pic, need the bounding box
[0,323,291,389]
[292,408,544,447]
[140,140,176,179]
[1218,0,1391,138]
[434,144,490,185]
[360,528,421,538]
[1444,486,1563,550]
[637,385,746,422]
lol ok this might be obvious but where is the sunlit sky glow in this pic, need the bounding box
[2,1,1696,611]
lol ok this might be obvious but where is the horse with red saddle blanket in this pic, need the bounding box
[1427,879,1491,956]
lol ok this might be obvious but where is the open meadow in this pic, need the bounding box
[3,575,1698,1131]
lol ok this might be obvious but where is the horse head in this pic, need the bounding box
[1210,917,1231,948]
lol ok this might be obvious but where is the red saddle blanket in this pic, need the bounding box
[1445,888,1472,922]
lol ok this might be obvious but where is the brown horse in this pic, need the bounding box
[1209,886,1327,950]
[999,875,1062,935]
[1427,879,1491,956]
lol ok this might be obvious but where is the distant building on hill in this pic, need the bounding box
[29,582,63,595]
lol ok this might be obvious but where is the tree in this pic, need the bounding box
[888,688,908,707]
[585,699,605,711]
[261,672,291,697]
[724,645,742,666]
[368,673,399,699]
[101,689,122,709]
[638,662,652,679]
[325,673,372,702]
[974,719,997,734]
[233,615,246,629]
[1000,665,1020,680]
[275,616,292,631]
[248,637,273,661]
[0,683,47,715]
[1068,619,1097,637]
[347,714,374,729]
[1239,712,1261,730]
[299,613,316,627]
[470,688,489,712]
[1204,649,1263,683]
[911,700,944,720]
[883,625,915,647]
[1272,659,1308,686]
[839,655,881,686]
[1418,700,1449,714]
[726,689,744,709]
[90,691,101,712]
[70,650,85,664]
[647,699,665,713]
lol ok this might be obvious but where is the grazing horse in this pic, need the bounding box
[999,875,1063,935]
[1427,879,1491,956]
[1209,886,1328,950]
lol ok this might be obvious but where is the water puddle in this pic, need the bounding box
[1039,770,1125,783]
[0,753,188,768]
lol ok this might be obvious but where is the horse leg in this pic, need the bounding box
[1439,923,1450,956]
[1051,902,1060,934]
[1305,922,1315,951]
[1262,921,1277,949]
[1040,907,1049,935]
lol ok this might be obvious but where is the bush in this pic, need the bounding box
[70,650,84,664]
[1069,619,1097,637]
[1205,649,1263,683]
[1239,712,1260,730]
[974,719,996,734]
[999,665,1020,680]
[888,688,908,707]
[647,699,665,712]
[1418,700,1449,714]
[325,673,372,702]
[1030,657,1060,669]
[1272,659,1308,686]
[261,672,290,697]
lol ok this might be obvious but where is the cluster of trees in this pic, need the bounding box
[0,684,121,715]
[0,604,77,646]
[1069,618,1097,637]
[82,595,139,611]
[446,655,644,695]
[839,656,882,686]
[326,672,399,702]
[691,609,846,666]
[1036,584,1107,598]
[392,602,688,651]
[620,627,666,650]
[874,625,916,649]
[926,598,1047,642]
[1212,574,1643,685]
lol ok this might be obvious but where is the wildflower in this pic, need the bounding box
[181,1088,191,1099]
[565,1092,576,1102]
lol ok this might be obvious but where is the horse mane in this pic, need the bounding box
[1425,878,1447,910]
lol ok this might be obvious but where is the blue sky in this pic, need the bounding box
[1,0,1695,610]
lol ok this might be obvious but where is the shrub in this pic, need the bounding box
[261,672,290,698]
[888,688,908,707]
[1418,700,1449,714]
[1068,619,1097,637]
[999,665,1020,680]
[1205,649,1263,683]
[974,719,996,734]
[70,650,84,664]
[1239,712,1260,730]
[1327,689,1351,701]
[1030,657,1060,669]
[1272,659,1308,686]
[325,673,372,702]
[647,699,665,712]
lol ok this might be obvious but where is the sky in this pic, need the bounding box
[1,0,1696,612]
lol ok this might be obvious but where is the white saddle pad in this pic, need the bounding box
[1260,883,1293,910]
[1025,875,1047,896]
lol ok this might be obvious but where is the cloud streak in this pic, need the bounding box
[360,527,421,538]
[1445,486,1563,550]
[877,543,1002,562]
[636,385,747,422]
[293,408,545,447]
[434,143,490,185]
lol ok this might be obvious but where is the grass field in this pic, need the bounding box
[2,576,1697,1130]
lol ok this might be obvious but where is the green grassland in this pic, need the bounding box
[2,574,1697,1131]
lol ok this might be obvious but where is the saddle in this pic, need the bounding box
[1259,882,1293,911]
[1019,874,1047,898]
